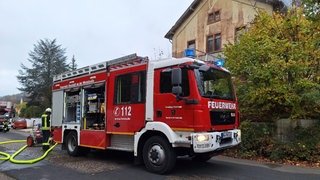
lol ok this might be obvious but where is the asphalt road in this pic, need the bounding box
[1,129,320,180]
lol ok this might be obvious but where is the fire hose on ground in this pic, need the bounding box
[0,140,57,164]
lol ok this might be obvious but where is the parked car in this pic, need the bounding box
[12,118,27,129]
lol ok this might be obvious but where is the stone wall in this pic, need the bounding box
[276,119,318,142]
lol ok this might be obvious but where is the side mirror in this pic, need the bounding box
[172,86,182,96]
[171,68,182,85]
[171,68,183,100]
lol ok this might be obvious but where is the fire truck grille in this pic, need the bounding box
[210,110,235,126]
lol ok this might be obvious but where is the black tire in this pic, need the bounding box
[43,145,49,151]
[66,131,81,156]
[142,136,176,174]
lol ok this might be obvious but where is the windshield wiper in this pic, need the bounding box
[203,95,220,101]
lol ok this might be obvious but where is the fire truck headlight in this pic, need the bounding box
[195,134,209,142]
[234,130,241,139]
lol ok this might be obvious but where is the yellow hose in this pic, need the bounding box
[0,140,57,164]
[9,142,58,164]
[0,140,26,161]
[0,140,27,144]
[0,151,10,161]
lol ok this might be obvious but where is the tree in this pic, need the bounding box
[224,9,320,121]
[301,0,320,21]
[20,105,42,118]
[15,102,26,117]
[17,39,70,110]
[71,55,77,70]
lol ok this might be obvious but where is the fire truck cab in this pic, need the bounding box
[52,52,241,174]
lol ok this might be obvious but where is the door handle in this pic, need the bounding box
[114,123,120,128]
[156,110,162,117]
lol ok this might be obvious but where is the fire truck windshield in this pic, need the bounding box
[195,68,234,101]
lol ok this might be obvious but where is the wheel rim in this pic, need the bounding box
[148,144,165,165]
[68,135,77,152]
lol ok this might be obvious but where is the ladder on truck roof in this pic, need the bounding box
[53,53,146,82]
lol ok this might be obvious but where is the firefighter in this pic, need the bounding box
[3,114,9,132]
[41,108,51,150]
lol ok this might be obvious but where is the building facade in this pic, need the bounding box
[165,0,274,58]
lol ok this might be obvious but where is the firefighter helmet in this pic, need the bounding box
[45,108,52,113]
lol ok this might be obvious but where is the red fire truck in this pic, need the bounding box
[52,52,241,174]
[0,101,13,131]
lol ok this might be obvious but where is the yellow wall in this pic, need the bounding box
[171,0,273,58]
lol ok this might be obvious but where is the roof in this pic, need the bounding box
[164,0,203,40]
[164,0,276,40]
[151,57,201,69]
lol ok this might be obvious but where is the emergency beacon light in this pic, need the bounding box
[184,49,195,57]
[215,59,225,67]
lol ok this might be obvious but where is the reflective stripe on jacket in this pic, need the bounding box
[41,114,50,130]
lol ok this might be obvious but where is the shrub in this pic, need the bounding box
[231,120,320,164]
[234,120,275,159]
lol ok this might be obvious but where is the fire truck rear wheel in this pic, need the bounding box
[66,131,81,156]
[142,136,176,174]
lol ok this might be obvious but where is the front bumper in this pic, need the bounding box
[191,129,241,153]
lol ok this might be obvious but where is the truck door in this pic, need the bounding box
[107,70,146,134]
[153,68,194,130]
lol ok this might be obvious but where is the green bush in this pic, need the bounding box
[270,141,320,163]
[230,120,320,164]
[269,121,320,163]
[234,120,275,158]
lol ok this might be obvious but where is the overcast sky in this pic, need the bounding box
[0,0,193,97]
[0,0,293,97]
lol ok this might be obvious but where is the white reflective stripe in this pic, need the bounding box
[145,62,154,121]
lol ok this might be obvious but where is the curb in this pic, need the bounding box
[214,155,320,175]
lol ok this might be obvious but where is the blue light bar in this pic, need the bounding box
[184,49,195,57]
[215,59,225,67]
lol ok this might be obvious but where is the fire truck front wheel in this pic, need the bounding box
[142,136,176,174]
[66,131,81,156]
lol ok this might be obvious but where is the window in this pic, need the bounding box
[235,26,246,42]
[160,69,190,97]
[114,71,146,104]
[187,40,195,50]
[208,11,220,24]
[207,34,221,52]
[195,68,234,101]
[207,35,214,53]
[214,34,221,51]
[208,13,214,24]
[214,11,220,22]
